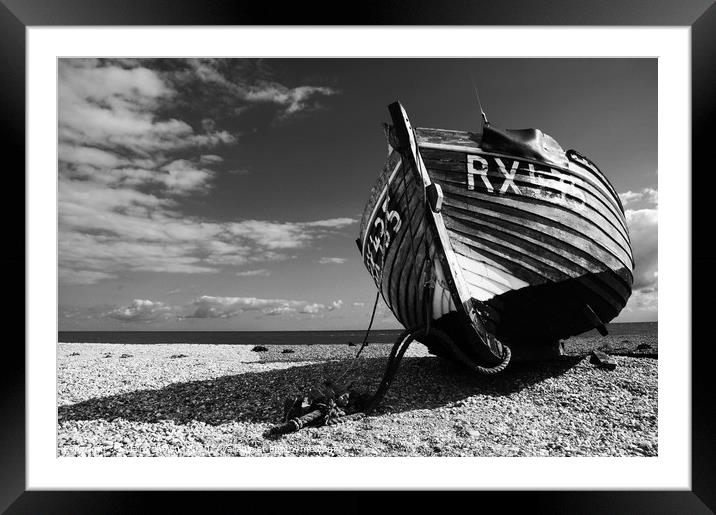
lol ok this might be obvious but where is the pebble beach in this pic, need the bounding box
[57,330,657,458]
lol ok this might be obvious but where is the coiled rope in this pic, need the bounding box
[274,325,511,434]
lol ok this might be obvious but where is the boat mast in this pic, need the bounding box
[470,73,490,126]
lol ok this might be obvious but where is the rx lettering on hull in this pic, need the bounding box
[466,154,586,210]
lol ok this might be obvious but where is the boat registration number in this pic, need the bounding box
[363,194,403,283]
[465,155,586,210]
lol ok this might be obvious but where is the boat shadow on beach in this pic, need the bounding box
[58,355,583,428]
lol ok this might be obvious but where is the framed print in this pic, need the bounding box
[3,0,714,512]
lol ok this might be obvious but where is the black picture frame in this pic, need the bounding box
[2,0,714,512]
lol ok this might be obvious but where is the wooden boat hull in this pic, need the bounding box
[358,103,634,363]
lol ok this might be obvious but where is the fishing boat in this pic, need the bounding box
[357,102,634,369]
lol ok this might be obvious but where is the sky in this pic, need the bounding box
[58,58,657,331]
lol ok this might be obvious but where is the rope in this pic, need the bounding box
[421,258,511,376]
[364,327,422,415]
[441,333,512,375]
[333,289,381,384]
[272,325,511,434]
[365,326,511,418]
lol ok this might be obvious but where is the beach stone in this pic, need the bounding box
[56,339,656,458]
[590,350,617,370]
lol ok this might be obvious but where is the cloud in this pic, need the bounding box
[58,204,356,284]
[298,300,342,314]
[60,303,118,321]
[185,295,342,319]
[58,144,123,169]
[262,306,298,317]
[620,187,658,317]
[622,285,658,317]
[71,160,215,195]
[245,84,338,117]
[57,59,351,286]
[236,269,272,277]
[105,299,174,322]
[304,218,356,228]
[626,207,658,291]
[159,160,215,195]
[300,303,325,314]
[352,301,366,307]
[318,257,347,264]
[187,295,277,318]
[225,218,357,251]
[183,58,338,118]
[64,293,345,323]
[58,269,116,285]
[59,59,237,155]
[619,187,658,208]
[199,154,223,164]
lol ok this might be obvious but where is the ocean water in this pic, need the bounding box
[58,322,656,345]
[58,329,403,345]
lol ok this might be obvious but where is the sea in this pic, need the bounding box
[58,322,656,345]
